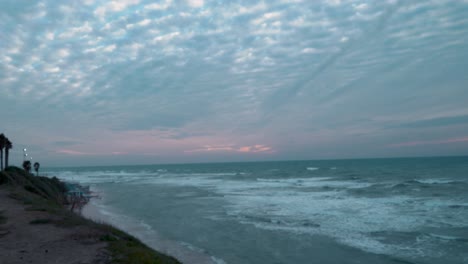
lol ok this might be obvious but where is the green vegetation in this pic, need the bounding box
[1,166,67,204]
[0,133,13,170]
[0,167,180,264]
[99,223,180,264]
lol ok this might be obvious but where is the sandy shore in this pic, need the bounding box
[0,187,109,264]
[0,167,181,264]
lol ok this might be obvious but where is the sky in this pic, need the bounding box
[1,0,468,167]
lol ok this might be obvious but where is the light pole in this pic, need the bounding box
[23,148,27,162]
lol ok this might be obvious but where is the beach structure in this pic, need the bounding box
[65,183,95,212]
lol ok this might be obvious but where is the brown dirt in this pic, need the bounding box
[0,187,110,264]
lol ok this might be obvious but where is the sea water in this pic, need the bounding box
[44,157,468,264]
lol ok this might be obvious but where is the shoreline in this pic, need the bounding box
[0,186,110,264]
[80,185,219,264]
[0,167,181,264]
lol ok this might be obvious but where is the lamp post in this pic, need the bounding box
[23,148,27,162]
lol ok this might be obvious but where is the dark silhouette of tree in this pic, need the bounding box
[23,160,32,173]
[5,138,12,169]
[34,162,40,176]
[0,134,5,171]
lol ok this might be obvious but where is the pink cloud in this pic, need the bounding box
[56,149,92,155]
[238,145,273,153]
[56,149,128,156]
[185,144,275,154]
[184,144,236,153]
[389,137,468,147]
[238,146,251,152]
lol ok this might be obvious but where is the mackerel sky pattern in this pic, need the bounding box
[1,0,468,166]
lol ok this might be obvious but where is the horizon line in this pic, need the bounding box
[41,154,468,169]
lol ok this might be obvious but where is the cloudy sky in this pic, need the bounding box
[1,0,467,167]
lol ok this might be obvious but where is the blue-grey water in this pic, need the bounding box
[45,157,468,264]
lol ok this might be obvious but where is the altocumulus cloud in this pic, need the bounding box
[0,0,468,166]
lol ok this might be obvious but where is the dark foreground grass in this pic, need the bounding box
[100,223,180,264]
[30,218,54,225]
[0,167,181,264]
[0,211,6,225]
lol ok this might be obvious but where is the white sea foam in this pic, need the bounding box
[416,179,457,184]
[142,172,464,259]
[224,191,438,258]
[49,167,468,262]
[256,177,332,183]
[211,256,227,264]
[47,170,158,185]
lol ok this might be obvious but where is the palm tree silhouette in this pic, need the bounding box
[0,134,5,171]
[34,162,40,176]
[5,138,12,169]
[23,160,32,173]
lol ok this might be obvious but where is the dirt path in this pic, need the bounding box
[0,187,109,264]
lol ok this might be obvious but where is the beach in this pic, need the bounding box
[0,167,180,264]
[0,187,109,263]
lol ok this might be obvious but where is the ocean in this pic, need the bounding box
[44,157,468,264]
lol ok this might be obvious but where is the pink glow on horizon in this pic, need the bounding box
[238,146,251,152]
[389,137,468,147]
[184,144,236,153]
[56,149,128,156]
[184,144,275,154]
[56,149,91,155]
[52,129,277,158]
[238,145,274,153]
